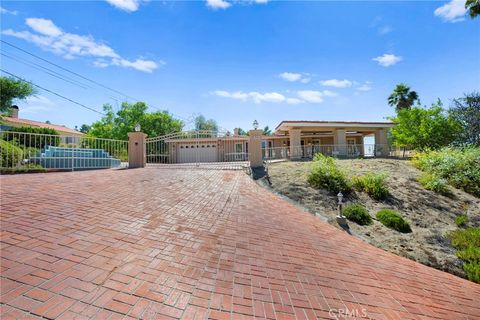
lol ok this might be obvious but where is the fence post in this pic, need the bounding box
[128,131,147,168]
[248,129,263,168]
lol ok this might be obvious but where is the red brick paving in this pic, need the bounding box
[1,168,479,319]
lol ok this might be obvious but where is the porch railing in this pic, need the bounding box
[263,144,414,162]
[0,130,128,172]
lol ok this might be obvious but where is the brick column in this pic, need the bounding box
[128,132,147,168]
[248,129,263,168]
[289,129,302,160]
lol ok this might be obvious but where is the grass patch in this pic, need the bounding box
[412,147,480,197]
[418,172,450,194]
[352,173,389,200]
[455,214,469,228]
[376,209,412,233]
[0,164,46,174]
[448,228,480,283]
[343,203,372,225]
[307,154,351,194]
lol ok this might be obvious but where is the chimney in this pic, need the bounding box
[10,105,19,118]
[234,128,239,136]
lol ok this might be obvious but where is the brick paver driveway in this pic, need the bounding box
[1,168,479,319]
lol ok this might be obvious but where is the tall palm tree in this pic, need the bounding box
[466,0,480,18]
[388,83,419,112]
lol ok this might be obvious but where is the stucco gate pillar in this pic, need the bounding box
[128,131,147,168]
[248,129,263,168]
[289,129,302,160]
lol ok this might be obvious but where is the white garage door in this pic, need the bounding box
[177,143,218,163]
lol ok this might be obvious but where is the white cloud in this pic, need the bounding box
[2,18,161,73]
[286,98,304,105]
[279,72,310,83]
[105,0,141,12]
[22,95,55,114]
[320,79,353,88]
[212,88,336,104]
[372,53,402,67]
[356,84,372,92]
[297,90,324,103]
[378,25,392,35]
[0,6,18,15]
[26,18,63,37]
[279,72,301,82]
[206,0,232,10]
[434,0,467,23]
[206,0,268,10]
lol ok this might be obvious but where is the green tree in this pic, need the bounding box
[263,126,272,135]
[194,115,218,132]
[388,83,419,112]
[88,102,183,140]
[466,0,480,18]
[449,92,480,146]
[79,124,91,133]
[389,101,460,150]
[235,128,247,135]
[0,76,37,113]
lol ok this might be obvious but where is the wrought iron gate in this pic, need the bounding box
[145,130,249,169]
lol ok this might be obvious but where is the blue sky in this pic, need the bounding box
[1,0,479,132]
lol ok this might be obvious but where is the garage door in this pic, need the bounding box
[177,143,218,163]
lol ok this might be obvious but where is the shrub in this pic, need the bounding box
[376,209,412,233]
[0,139,23,167]
[352,173,389,200]
[343,204,372,225]
[0,164,46,174]
[448,228,480,283]
[307,154,351,194]
[412,148,480,197]
[455,214,469,228]
[418,172,450,194]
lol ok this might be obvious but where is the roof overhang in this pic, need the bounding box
[275,120,395,132]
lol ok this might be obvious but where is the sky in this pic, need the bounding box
[0,0,479,133]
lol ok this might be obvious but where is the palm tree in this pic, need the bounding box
[388,83,419,112]
[466,0,480,18]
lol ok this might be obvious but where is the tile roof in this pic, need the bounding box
[1,116,84,135]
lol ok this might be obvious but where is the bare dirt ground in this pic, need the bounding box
[263,158,480,279]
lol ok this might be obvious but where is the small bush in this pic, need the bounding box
[412,148,480,197]
[352,173,389,200]
[455,214,469,228]
[418,172,450,194]
[0,139,23,167]
[343,204,372,225]
[448,228,480,283]
[307,154,351,194]
[376,209,412,233]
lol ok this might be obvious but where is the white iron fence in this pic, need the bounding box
[0,130,128,173]
[263,144,414,162]
[146,130,249,169]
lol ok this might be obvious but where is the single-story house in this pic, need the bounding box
[155,120,394,163]
[0,105,84,138]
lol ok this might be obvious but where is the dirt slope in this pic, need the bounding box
[265,158,480,278]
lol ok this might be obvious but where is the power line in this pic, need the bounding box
[1,52,90,90]
[0,69,106,116]
[1,40,193,123]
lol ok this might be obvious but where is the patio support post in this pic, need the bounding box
[375,128,389,157]
[334,129,347,157]
[289,129,302,160]
[128,131,147,168]
[249,129,263,168]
